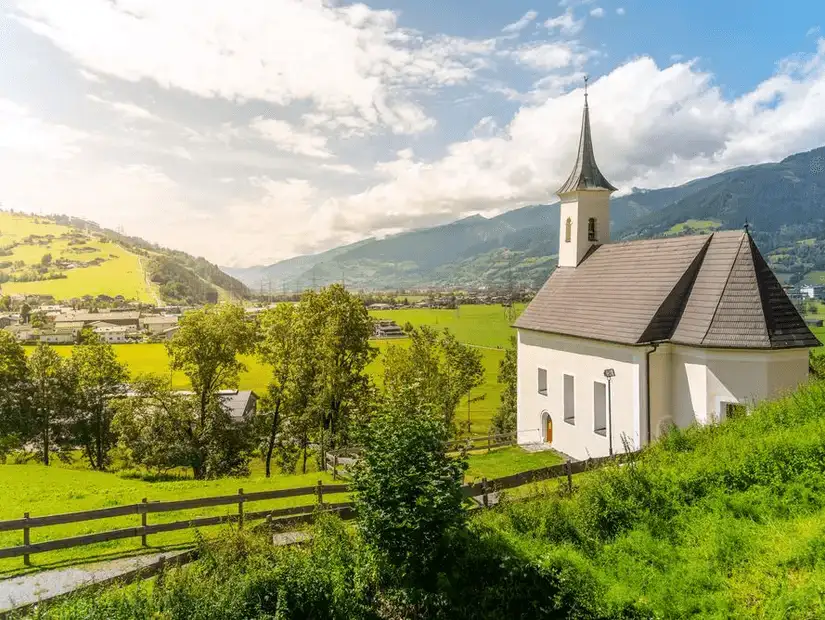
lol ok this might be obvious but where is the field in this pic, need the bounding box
[0,304,530,574]
[0,212,156,302]
[664,219,721,235]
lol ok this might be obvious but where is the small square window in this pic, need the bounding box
[538,368,548,395]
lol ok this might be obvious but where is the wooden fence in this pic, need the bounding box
[0,481,348,566]
[326,431,518,479]
[0,452,629,566]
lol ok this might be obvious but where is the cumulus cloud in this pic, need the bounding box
[318,41,825,243]
[616,7,626,15]
[250,118,333,159]
[86,95,160,122]
[590,7,605,18]
[502,10,538,34]
[544,10,584,35]
[13,0,496,136]
[0,99,87,158]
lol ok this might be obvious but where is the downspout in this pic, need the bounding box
[644,343,660,446]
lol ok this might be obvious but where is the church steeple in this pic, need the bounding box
[557,77,617,196]
[556,79,616,268]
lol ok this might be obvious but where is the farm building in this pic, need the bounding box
[38,328,76,344]
[515,91,819,461]
[56,311,140,328]
[374,320,405,338]
[139,315,179,334]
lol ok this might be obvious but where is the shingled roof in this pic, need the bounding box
[515,231,820,349]
[556,96,617,195]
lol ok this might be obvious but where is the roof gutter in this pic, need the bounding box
[644,343,660,446]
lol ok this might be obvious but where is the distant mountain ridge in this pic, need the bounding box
[225,146,825,291]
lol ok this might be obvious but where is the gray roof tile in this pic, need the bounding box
[516,230,820,350]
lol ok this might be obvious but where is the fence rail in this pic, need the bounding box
[326,431,518,479]
[0,452,630,565]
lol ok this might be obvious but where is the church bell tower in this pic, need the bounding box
[556,79,616,268]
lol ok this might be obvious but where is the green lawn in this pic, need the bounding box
[0,443,563,576]
[369,303,524,349]
[664,219,721,236]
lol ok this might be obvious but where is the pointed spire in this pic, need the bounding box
[557,78,617,195]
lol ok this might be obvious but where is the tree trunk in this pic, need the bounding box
[302,441,308,474]
[96,411,104,471]
[264,402,280,478]
[42,424,49,466]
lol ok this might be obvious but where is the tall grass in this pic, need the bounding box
[35,381,825,619]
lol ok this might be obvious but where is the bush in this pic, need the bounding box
[351,396,467,587]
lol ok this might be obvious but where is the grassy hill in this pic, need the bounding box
[0,211,249,304]
[37,378,825,618]
[227,145,825,291]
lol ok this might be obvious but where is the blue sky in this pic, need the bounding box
[0,0,823,267]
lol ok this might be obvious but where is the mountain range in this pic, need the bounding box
[225,146,825,291]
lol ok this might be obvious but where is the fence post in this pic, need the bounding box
[332,454,338,481]
[238,488,244,529]
[482,477,489,508]
[487,430,491,453]
[566,459,573,494]
[316,479,324,509]
[156,555,166,588]
[141,498,148,547]
[23,512,30,566]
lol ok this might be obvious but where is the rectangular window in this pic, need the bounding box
[563,374,575,424]
[594,382,607,436]
[538,368,548,395]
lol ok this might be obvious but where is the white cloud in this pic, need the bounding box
[0,99,87,158]
[616,7,626,16]
[86,95,160,122]
[250,117,333,159]
[321,163,359,175]
[502,10,538,34]
[314,40,825,242]
[544,10,585,35]
[808,26,821,37]
[510,42,590,71]
[590,7,605,18]
[77,68,102,82]
[13,0,496,136]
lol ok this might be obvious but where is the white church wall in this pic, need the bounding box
[671,346,810,424]
[558,191,611,268]
[517,329,643,460]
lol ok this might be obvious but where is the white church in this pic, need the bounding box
[514,91,820,461]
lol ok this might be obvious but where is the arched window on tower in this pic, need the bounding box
[587,217,597,242]
[565,217,572,243]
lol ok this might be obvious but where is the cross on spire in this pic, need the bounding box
[584,75,589,104]
[744,219,751,234]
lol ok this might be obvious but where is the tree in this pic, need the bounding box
[351,389,467,585]
[70,334,129,470]
[20,303,31,324]
[255,303,299,477]
[28,343,76,465]
[0,332,31,459]
[29,311,47,329]
[302,285,376,451]
[114,375,253,478]
[383,325,483,431]
[165,304,256,479]
[41,253,52,267]
[491,336,517,435]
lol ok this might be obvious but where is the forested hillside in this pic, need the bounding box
[227,146,825,290]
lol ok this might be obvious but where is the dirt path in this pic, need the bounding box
[0,550,189,613]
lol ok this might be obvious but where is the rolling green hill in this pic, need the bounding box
[0,211,249,304]
[227,145,825,290]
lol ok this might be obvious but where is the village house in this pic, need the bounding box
[514,92,819,461]
[38,328,77,345]
[139,315,179,334]
[92,323,134,344]
[56,310,140,329]
[374,319,405,338]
